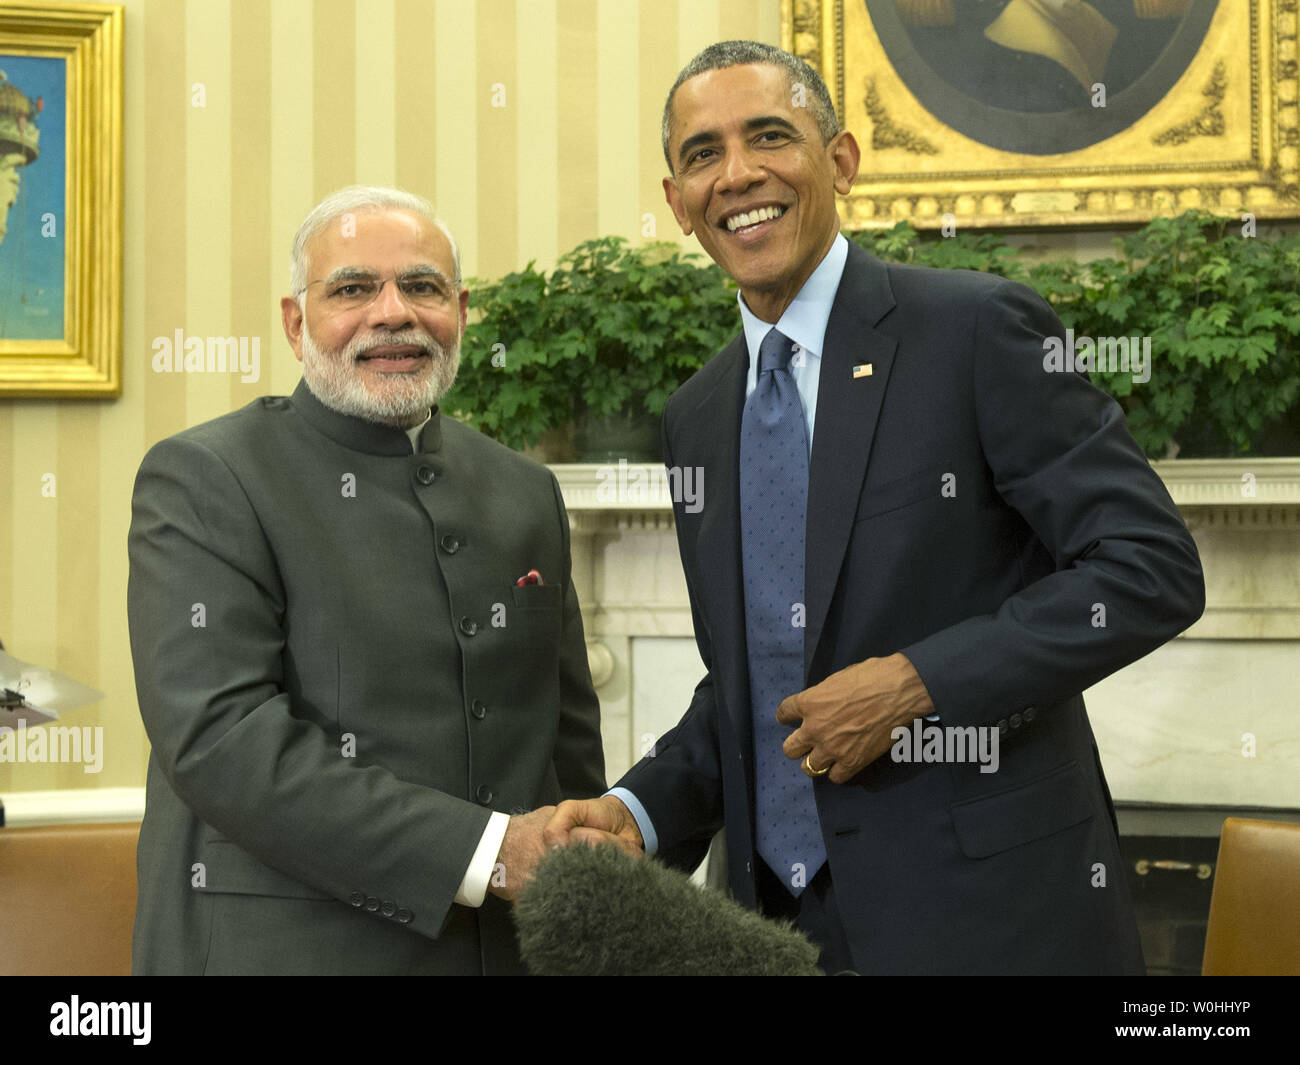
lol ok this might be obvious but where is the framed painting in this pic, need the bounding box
[783,0,1300,229]
[0,2,122,396]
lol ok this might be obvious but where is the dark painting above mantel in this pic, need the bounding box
[783,0,1300,229]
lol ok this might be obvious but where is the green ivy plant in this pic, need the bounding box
[851,212,1300,458]
[447,214,1299,459]
[443,236,739,453]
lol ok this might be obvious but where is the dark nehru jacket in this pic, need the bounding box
[128,380,605,975]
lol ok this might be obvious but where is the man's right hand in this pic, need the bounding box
[544,796,644,857]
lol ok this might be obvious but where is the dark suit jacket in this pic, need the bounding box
[619,241,1204,975]
[127,381,605,974]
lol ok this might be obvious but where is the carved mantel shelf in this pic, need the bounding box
[552,458,1300,525]
[551,458,1300,642]
[1149,458,1300,530]
[550,463,676,533]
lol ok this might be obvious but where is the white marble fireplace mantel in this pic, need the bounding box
[553,458,1300,806]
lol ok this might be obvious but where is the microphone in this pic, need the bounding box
[513,842,824,975]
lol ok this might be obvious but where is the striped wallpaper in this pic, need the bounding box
[0,0,1202,797]
[0,0,781,794]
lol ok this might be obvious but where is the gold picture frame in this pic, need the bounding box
[0,2,123,396]
[783,0,1300,230]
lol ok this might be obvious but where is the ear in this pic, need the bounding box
[458,287,469,334]
[281,296,305,364]
[663,176,693,236]
[829,130,861,196]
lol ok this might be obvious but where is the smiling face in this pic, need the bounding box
[280,207,469,428]
[662,63,860,323]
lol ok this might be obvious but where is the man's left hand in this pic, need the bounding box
[777,652,934,784]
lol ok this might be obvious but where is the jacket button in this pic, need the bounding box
[476,784,494,805]
[365,895,380,912]
[416,465,436,485]
[1010,712,1022,728]
[381,900,396,918]
[1024,706,1037,722]
[440,533,460,554]
[471,699,487,720]
[396,908,413,924]
[349,891,365,908]
[459,616,477,636]
[997,718,1009,735]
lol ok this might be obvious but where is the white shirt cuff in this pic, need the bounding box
[454,811,510,907]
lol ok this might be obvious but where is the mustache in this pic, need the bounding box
[343,329,446,363]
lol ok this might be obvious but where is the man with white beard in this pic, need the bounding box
[127,186,605,975]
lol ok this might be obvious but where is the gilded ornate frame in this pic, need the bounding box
[783,0,1300,230]
[0,2,123,396]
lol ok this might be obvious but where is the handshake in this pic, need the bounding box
[487,796,644,902]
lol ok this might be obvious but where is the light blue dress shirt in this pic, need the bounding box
[608,235,849,855]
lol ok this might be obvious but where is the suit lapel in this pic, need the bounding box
[690,334,752,740]
[804,244,899,679]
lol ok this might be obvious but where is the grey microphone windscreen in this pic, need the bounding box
[514,842,823,976]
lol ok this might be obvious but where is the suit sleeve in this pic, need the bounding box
[549,472,608,799]
[901,279,1205,727]
[128,435,492,941]
[611,409,726,871]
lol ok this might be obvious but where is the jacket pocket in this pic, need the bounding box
[200,837,333,899]
[949,761,1093,859]
[510,583,562,609]
[854,462,950,522]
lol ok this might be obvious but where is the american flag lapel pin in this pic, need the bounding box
[852,363,873,379]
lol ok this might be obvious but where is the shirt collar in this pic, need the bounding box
[738,232,849,366]
[405,412,433,453]
[291,379,442,456]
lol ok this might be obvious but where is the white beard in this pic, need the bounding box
[299,318,461,429]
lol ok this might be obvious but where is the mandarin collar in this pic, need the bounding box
[290,379,443,456]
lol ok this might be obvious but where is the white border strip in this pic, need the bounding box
[550,459,1300,513]
[1,787,145,827]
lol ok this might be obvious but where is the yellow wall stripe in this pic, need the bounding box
[230,0,273,410]
[3,402,58,791]
[54,402,100,788]
[639,1,678,245]
[355,0,398,187]
[516,0,559,271]
[142,0,189,448]
[556,0,598,255]
[313,0,357,202]
[394,0,439,204]
[596,0,638,241]
[434,2,479,281]
[476,0,518,282]
[186,0,234,429]
[268,0,315,397]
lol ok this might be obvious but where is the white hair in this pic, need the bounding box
[289,184,462,297]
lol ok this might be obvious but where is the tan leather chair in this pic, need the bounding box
[0,821,139,975]
[1202,817,1300,975]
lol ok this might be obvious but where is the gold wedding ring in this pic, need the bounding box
[803,754,830,777]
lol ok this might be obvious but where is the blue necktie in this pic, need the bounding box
[740,327,826,897]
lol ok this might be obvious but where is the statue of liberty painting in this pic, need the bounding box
[0,58,64,342]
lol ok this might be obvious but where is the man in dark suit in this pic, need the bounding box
[128,186,605,974]
[547,42,1203,974]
